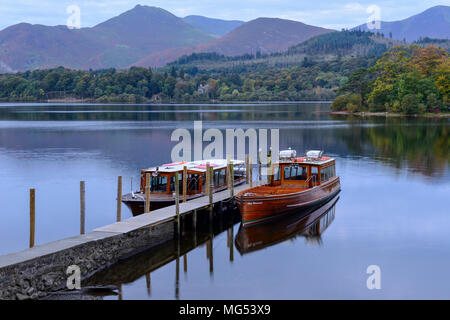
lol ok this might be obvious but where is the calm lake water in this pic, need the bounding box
[0,102,448,299]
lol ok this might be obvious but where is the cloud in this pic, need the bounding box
[0,0,446,30]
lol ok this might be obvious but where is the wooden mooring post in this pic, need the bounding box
[145,173,151,214]
[230,163,234,197]
[226,156,230,188]
[80,181,85,235]
[258,149,262,181]
[182,166,187,203]
[249,157,253,188]
[116,176,122,222]
[29,188,35,248]
[206,162,213,204]
[175,172,180,236]
[267,152,273,185]
[245,154,249,184]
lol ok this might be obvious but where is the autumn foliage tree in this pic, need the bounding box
[332,45,449,113]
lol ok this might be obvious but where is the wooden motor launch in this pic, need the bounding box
[122,159,246,216]
[236,149,341,227]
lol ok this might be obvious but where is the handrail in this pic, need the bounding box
[305,175,317,187]
[187,175,201,193]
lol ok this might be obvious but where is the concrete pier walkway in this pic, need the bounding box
[0,181,263,300]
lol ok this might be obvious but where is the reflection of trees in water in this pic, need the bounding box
[336,116,449,177]
[0,103,329,122]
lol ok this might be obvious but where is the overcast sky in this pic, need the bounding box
[0,0,448,30]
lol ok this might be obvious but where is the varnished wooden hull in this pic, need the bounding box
[236,177,341,227]
[235,195,339,254]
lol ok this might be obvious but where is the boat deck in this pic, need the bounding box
[239,185,308,196]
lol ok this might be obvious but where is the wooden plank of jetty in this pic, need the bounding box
[93,180,265,234]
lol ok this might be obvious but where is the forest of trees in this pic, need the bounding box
[0,54,376,103]
[331,45,449,114]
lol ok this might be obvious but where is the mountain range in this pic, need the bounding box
[133,17,334,68]
[353,5,450,42]
[0,4,448,73]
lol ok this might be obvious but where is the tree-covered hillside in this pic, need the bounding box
[331,45,449,114]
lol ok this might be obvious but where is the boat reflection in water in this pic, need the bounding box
[235,194,339,254]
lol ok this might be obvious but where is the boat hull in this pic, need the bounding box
[122,198,175,216]
[236,177,341,227]
[235,194,339,254]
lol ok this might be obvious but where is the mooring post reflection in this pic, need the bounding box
[145,273,151,297]
[209,237,214,276]
[175,238,180,300]
[229,226,234,262]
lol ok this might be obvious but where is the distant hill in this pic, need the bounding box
[0,5,215,72]
[133,17,334,67]
[353,5,450,42]
[0,23,103,73]
[182,15,244,37]
[165,30,394,74]
[288,30,402,57]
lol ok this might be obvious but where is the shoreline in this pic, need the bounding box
[327,111,450,118]
[0,100,333,106]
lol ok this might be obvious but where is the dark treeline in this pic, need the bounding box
[287,30,389,57]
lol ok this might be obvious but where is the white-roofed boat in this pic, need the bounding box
[122,159,245,215]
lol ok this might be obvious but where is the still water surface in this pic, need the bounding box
[0,103,448,299]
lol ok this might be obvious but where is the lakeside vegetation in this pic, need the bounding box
[331,45,449,114]
[0,56,374,103]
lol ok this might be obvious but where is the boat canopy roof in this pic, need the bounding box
[143,159,245,174]
[281,156,335,166]
[279,149,335,166]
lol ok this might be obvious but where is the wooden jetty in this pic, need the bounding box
[0,175,265,300]
[94,181,263,234]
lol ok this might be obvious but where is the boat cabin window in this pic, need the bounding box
[151,175,168,193]
[321,166,327,182]
[187,174,201,193]
[320,164,336,183]
[273,166,281,181]
[311,166,319,183]
[169,173,183,192]
[284,165,307,181]
[214,168,226,187]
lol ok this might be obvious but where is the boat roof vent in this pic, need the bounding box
[279,148,297,160]
[306,150,324,160]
